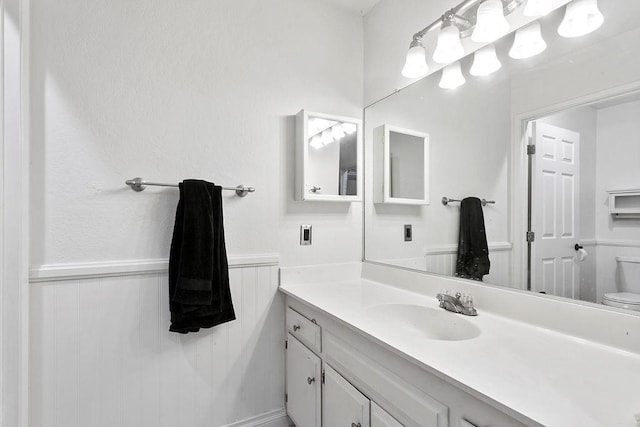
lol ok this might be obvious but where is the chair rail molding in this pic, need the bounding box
[29,253,281,283]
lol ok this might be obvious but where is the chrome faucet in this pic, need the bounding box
[436,291,478,316]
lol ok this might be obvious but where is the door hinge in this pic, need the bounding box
[527,144,536,155]
[322,370,325,384]
[526,231,535,243]
[285,393,288,404]
[285,340,288,350]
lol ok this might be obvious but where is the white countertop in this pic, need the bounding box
[280,274,640,427]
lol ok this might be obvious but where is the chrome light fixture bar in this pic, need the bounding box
[401,0,525,79]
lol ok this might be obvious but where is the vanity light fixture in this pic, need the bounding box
[401,38,429,78]
[433,16,465,64]
[439,62,466,89]
[400,0,604,88]
[309,136,323,150]
[509,21,547,59]
[523,0,553,17]
[558,0,604,38]
[470,44,502,76]
[471,0,510,43]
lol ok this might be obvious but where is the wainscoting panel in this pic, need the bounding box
[30,260,286,427]
[379,243,512,286]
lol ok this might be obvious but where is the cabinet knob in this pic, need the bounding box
[351,423,361,427]
[293,324,301,331]
[307,376,315,384]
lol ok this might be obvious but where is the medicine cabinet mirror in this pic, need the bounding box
[373,125,429,205]
[296,110,362,202]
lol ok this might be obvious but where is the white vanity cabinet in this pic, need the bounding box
[371,402,403,427]
[284,298,533,427]
[286,333,322,427]
[323,364,370,427]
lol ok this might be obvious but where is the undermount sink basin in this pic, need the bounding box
[361,303,481,341]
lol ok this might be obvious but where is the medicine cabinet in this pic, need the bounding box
[296,110,362,202]
[373,125,430,205]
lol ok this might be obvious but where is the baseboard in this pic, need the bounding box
[222,408,291,427]
[29,253,280,283]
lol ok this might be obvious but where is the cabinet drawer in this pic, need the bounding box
[287,306,321,352]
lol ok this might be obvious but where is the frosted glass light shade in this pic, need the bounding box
[433,23,465,64]
[470,44,502,76]
[401,40,429,78]
[558,0,604,38]
[321,130,333,145]
[472,0,510,43]
[309,136,323,149]
[524,0,553,17]
[509,21,547,59]
[439,62,466,89]
[331,125,346,140]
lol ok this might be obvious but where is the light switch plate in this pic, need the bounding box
[404,224,412,242]
[300,225,312,245]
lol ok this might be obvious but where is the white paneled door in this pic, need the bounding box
[532,121,581,298]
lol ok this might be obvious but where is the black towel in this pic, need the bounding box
[455,197,490,281]
[168,179,235,333]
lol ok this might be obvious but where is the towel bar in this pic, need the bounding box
[441,196,495,206]
[125,177,255,197]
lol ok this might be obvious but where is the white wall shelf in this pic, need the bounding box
[608,189,640,218]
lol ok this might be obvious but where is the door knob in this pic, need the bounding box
[351,423,361,427]
[293,324,301,331]
[307,377,315,384]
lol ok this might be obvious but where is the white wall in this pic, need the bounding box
[29,0,363,268]
[594,100,640,302]
[29,0,364,425]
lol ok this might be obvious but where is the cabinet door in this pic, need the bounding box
[286,334,321,427]
[323,364,370,427]
[371,402,403,427]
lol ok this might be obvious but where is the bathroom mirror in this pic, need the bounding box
[364,0,640,309]
[296,110,362,202]
[373,125,430,205]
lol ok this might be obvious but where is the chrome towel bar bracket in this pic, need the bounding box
[442,196,495,206]
[125,177,255,197]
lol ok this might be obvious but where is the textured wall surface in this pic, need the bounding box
[29,0,364,268]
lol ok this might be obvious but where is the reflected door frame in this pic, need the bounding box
[510,81,640,292]
[528,121,581,297]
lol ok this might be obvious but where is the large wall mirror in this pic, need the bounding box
[364,0,640,311]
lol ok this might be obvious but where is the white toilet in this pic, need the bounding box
[602,256,640,311]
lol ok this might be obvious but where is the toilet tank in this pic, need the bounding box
[617,256,640,292]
